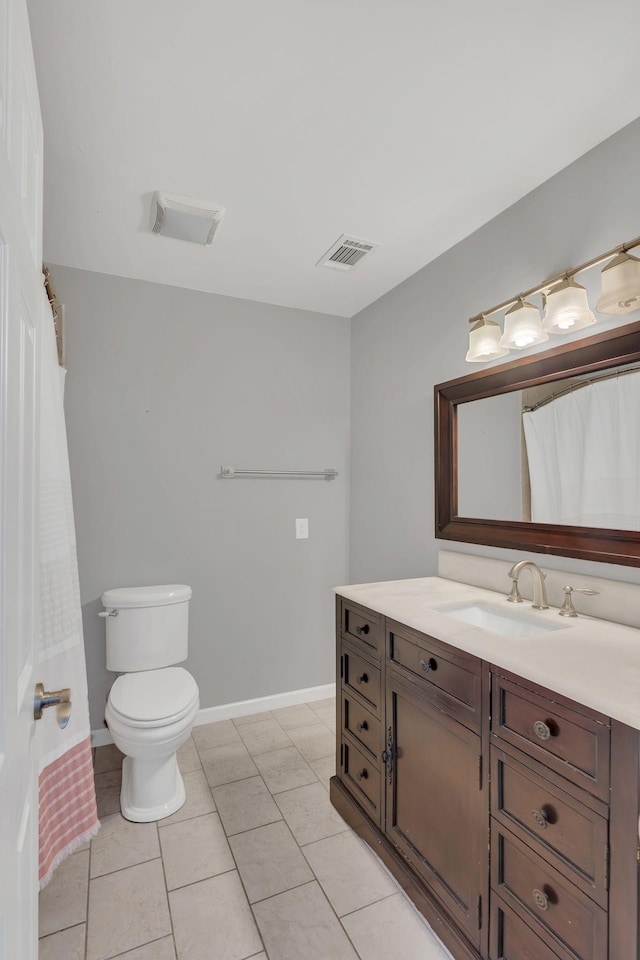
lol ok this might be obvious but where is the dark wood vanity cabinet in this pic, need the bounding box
[330,598,640,960]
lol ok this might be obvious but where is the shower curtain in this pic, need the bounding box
[522,370,640,529]
[38,305,99,888]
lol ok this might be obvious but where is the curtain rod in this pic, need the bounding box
[43,266,65,366]
[523,364,640,413]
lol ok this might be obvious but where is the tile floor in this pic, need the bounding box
[39,698,453,960]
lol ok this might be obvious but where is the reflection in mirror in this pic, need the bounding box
[457,393,523,522]
[457,364,640,530]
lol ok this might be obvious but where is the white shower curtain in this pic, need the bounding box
[38,305,99,887]
[522,370,640,529]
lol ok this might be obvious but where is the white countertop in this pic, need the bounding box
[334,577,640,731]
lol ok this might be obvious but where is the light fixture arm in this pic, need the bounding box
[468,233,640,325]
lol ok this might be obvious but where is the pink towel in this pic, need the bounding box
[39,738,97,885]
[38,303,99,888]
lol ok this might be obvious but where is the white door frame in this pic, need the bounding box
[0,0,44,956]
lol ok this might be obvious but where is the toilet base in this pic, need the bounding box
[120,754,186,823]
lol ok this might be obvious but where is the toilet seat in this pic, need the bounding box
[109,666,199,728]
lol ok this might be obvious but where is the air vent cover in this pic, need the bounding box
[317,234,379,271]
[152,192,225,246]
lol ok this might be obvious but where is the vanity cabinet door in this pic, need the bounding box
[384,675,485,949]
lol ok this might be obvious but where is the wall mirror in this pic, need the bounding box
[434,319,640,566]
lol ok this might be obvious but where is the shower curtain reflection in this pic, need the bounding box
[522,370,640,529]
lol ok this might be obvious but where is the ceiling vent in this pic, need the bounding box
[151,192,225,246]
[316,234,379,271]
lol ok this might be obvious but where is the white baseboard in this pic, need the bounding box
[193,682,336,727]
[91,681,336,748]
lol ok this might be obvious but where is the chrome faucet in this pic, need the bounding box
[506,560,549,610]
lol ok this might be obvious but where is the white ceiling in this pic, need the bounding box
[28,0,640,318]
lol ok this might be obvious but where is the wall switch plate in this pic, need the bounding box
[295,518,309,539]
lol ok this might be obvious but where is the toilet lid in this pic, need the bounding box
[109,667,199,723]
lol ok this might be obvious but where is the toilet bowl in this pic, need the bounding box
[105,666,199,822]
[101,584,199,823]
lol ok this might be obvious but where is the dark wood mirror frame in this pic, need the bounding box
[434,319,640,567]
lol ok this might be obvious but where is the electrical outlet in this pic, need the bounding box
[295,518,309,539]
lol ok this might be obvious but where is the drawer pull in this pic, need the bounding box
[355,673,368,685]
[533,720,552,741]
[355,769,368,781]
[355,624,370,636]
[356,721,368,732]
[420,657,437,673]
[531,808,549,829]
[532,888,549,912]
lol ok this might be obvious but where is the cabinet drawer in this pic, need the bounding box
[490,894,569,960]
[342,643,382,716]
[341,738,382,826]
[387,620,481,729]
[343,694,381,761]
[491,745,608,906]
[492,674,610,800]
[340,600,383,658]
[492,825,607,960]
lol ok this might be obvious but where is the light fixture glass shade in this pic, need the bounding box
[596,251,640,316]
[542,277,596,334]
[499,299,548,350]
[465,317,510,363]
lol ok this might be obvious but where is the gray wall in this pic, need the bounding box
[350,117,640,587]
[55,267,350,728]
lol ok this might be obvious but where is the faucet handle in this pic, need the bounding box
[559,585,599,618]
[507,578,523,604]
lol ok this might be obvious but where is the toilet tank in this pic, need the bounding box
[101,584,192,672]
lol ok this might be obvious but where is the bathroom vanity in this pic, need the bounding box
[329,576,640,960]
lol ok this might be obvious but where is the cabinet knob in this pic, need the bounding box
[420,658,437,673]
[531,808,549,829]
[355,769,368,781]
[355,673,368,685]
[356,721,368,732]
[532,888,549,911]
[533,720,552,741]
[355,624,370,636]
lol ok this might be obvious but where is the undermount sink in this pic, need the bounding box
[433,601,567,638]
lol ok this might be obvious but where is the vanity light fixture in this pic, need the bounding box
[499,298,548,349]
[465,316,509,363]
[465,232,640,363]
[596,250,640,316]
[542,277,596,334]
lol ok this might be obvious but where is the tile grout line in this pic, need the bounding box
[155,816,181,960]
[84,818,92,960]
[110,932,179,960]
[38,919,86,942]
[87,853,163,882]
[216,811,271,960]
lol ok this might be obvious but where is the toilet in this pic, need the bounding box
[101,584,199,822]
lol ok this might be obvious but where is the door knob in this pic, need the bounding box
[34,683,72,729]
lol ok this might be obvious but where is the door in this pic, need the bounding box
[385,675,485,948]
[0,0,44,957]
